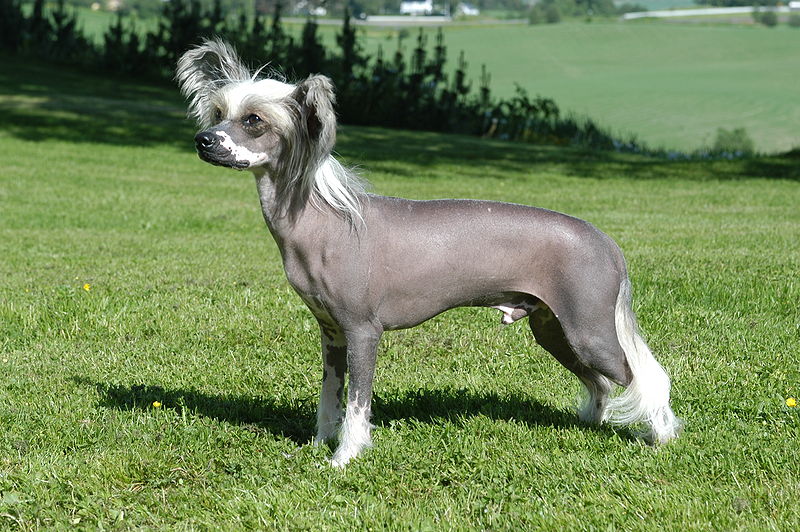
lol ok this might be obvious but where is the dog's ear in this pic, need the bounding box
[176,39,250,125]
[290,75,337,156]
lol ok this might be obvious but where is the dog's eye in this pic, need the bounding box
[244,114,262,127]
[214,108,223,122]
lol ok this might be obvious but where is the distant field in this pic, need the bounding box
[72,6,799,153]
[349,22,799,153]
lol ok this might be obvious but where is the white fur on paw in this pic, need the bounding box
[328,456,349,468]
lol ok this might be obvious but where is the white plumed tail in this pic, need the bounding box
[606,279,682,444]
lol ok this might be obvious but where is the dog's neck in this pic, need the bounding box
[252,167,337,247]
[253,168,293,240]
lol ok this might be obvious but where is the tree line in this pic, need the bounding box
[0,0,650,153]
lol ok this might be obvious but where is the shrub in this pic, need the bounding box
[529,1,563,25]
[545,4,562,23]
[788,14,800,28]
[753,9,778,27]
[529,5,545,24]
[712,127,755,156]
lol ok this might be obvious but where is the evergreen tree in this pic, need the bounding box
[0,0,25,51]
[336,7,364,83]
[299,17,326,75]
[28,0,51,47]
[50,0,90,62]
[266,1,294,69]
[430,28,447,84]
[206,0,225,34]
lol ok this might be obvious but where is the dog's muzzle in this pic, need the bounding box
[194,131,249,169]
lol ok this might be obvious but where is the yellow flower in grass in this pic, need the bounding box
[152,401,162,408]
[83,283,91,292]
[787,397,797,408]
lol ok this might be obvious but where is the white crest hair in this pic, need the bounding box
[176,39,365,222]
[176,39,252,127]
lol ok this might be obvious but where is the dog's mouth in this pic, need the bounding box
[194,131,251,170]
[197,148,250,170]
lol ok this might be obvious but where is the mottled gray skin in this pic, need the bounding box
[177,40,668,465]
[251,170,632,426]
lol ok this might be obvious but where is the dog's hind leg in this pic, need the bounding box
[528,305,614,424]
[330,327,382,467]
[533,279,681,444]
[314,320,347,446]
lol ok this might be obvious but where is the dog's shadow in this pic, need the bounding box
[74,377,621,446]
[372,388,579,430]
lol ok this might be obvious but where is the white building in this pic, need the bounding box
[400,0,434,16]
[457,2,480,16]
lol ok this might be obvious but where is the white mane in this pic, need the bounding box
[310,156,367,223]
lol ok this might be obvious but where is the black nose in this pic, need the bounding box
[195,132,219,150]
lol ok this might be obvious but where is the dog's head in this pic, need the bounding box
[176,39,336,174]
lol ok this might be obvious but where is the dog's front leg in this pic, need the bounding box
[314,322,347,446]
[330,328,381,467]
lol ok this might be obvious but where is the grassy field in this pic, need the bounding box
[353,22,800,154]
[1,56,799,529]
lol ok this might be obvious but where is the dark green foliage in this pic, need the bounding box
[753,8,778,27]
[28,0,51,45]
[233,12,270,66]
[615,3,648,14]
[528,0,644,23]
[0,0,93,61]
[0,0,685,155]
[335,7,366,84]
[529,1,561,24]
[789,14,800,28]
[151,0,207,75]
[545,3,562,23]
[103,13,148,76]
[299,17,326,75]
[0,0,24,52]
[265,1,294,69]
[711,127,755,156]
[49,0,93,62]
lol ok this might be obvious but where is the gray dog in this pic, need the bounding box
[177,40,680,466]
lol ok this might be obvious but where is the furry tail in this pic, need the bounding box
[606,279,682,444]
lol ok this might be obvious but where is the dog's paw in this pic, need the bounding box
[328,456,349,468]
[329,444,365,468]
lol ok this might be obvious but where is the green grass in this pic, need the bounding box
[1,55,799,529]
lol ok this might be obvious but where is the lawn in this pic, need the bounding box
[0,56,799,529]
